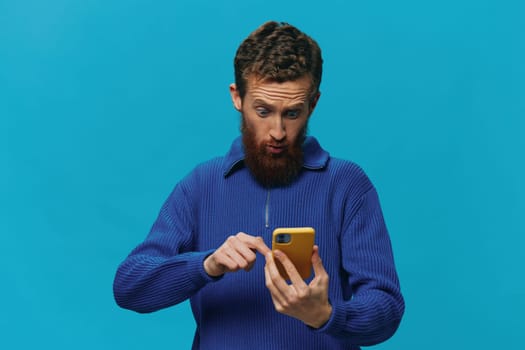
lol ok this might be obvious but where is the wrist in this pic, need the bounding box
[306,303,332,329]
[203,255,223,277]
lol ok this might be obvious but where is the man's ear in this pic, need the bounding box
[229,83,242,111]
[307,91,321,119]
[310,91,321,111]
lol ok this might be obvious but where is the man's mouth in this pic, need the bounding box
[266,144,287,155]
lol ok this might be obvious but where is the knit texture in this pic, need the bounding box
[113,136,404,349]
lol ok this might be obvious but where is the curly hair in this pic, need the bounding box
[234,21,323,100]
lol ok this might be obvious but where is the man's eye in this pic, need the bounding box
[286,110,300,119]
[256,108,270,117]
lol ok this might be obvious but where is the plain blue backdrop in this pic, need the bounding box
[2,0,524,349]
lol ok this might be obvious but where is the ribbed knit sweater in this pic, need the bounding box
[113,136,404,349]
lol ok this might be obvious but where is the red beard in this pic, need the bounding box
[241,118,305,188]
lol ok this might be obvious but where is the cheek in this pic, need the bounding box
[243,113,269,141]
[253,127,269,144]
[286,120,308,140]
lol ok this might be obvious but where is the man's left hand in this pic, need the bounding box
[264,245,332,328]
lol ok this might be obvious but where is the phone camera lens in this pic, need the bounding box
[276,234,291,244]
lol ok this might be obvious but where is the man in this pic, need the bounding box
[114,21,404,349]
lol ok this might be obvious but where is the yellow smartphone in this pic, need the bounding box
[272,227,315,280]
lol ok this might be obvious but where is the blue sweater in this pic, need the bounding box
[113,136,404,349]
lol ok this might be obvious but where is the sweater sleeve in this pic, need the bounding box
[113,178,220,313]
[316,186,405,345]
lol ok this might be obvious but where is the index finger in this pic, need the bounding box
[237,232,271,255]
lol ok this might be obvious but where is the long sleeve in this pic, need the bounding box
[317,186,405,345]
[113,179,219,313]
[112,138,404,349]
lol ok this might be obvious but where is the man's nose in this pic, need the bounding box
[269,117,286,141]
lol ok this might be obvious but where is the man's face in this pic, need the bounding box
[230,75,320,187]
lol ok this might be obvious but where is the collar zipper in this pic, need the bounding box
[265,190,270,228]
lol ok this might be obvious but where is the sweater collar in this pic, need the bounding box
[223,136,330,177]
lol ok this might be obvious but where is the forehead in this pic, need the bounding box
[245,75,313,105]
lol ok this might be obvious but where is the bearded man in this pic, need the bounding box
[113,21,404,350]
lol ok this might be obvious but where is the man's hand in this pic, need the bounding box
[264,245,332,328]
[204,232,270,277]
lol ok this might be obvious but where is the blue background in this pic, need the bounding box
[2,0,524,349]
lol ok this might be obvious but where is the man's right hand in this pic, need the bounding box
[204,232,271,277]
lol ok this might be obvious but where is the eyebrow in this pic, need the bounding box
[252,99,305,110]
[252,99,271,107]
